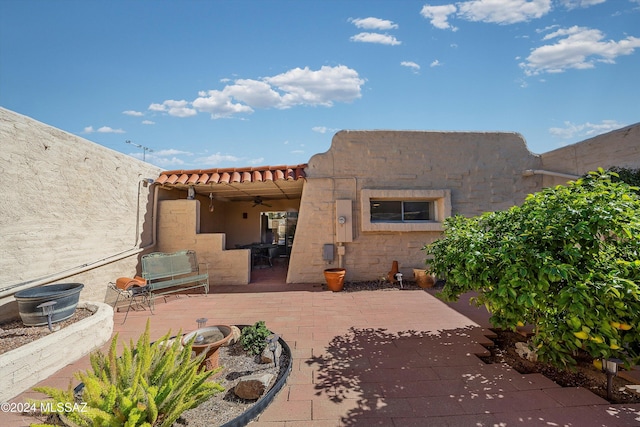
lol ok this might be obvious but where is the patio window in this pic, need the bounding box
[361,189,451,232]
[370,200,434,222]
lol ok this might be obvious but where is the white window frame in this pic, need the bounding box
[361,189,451,232]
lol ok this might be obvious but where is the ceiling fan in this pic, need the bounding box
[252,196,272,207]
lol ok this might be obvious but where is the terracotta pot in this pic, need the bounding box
[182,325,233,370]
[413,269,435,288]
[324,268,346,292]
[388,260,399,283]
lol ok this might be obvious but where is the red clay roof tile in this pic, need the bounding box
[157,164,307,186]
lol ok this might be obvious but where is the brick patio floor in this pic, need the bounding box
[5,267,640,426]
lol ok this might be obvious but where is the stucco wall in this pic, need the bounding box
[540,123,640,186]
[287,130,543,283]
[0,108,161,315]
[156,200,251,285]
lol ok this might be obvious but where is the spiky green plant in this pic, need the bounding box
[30,320,223,427]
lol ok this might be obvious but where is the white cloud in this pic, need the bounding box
[152,65,364,120]
[350,32,401,45]
[420,4,458,30]
[558,0,605,10]
[349,17,398,30]
[195,152,241,166]
[155,148,191,156]
[248,157,265,165]
[85,125,125,134]
[193,89,255,118]
[224,79,283,108]
[141,120,155,125]
[97,126,125,133]
[122,110,144,117]
[549,120,626,140]
[147,155,186,167]
[312,126,339,134]
[457,0,552,25]
[401,61,421,72]
[520,26,640,75]
[265,65,364,107]
[430,59,442,67]
[148,99,197,118]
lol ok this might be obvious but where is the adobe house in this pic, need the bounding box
[152,127,640,285]
[0,107,638,313]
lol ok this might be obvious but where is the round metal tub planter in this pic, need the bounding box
[14,283,84,326]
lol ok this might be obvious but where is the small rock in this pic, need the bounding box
[515,341,538,362]
[261,342,282,364]
[226,326,241,346]
[234,373,274,400]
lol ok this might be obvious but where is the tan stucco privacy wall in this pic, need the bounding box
[0,108,161,319]
[2,107,638,300]
[540,123,640,187]
[285,130,544,284]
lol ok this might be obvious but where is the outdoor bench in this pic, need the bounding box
[141,249,209,310]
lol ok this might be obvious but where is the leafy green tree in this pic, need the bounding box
[607,167,640,193]
[424,169,640,368]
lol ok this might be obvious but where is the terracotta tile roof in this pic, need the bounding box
[156,164,307,186]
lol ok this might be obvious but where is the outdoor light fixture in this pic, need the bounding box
[196,317,208,329]
[601,357,622,400]
[395,272,403,289]
[188,186,196,200]
[37,300,57,332]
[265,333,280,367]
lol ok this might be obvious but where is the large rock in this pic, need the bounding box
[234,373,274,400]
[261,341,282,364]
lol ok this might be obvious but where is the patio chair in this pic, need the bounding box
[109,276,148,324]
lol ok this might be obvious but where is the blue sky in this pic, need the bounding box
[1,0,639,169]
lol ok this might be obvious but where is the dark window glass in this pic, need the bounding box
[370,200,432,222]
[404,202,430,220]
[371,201,402,222]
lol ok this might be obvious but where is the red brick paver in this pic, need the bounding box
[5,270,640,426]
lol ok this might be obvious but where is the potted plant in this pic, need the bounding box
[323,268,346,292]
[413,268,436,288]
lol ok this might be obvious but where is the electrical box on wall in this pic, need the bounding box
[323,244,335,262]
[336,199,353,243]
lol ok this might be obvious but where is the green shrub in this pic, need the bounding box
[608,167,640,192]
[240,321,271,355]
[424,169,640,368]
[30,320,223,427]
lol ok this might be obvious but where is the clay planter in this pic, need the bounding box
[182,325,233,371]
[413,269,436,288]
[324,268,346,292]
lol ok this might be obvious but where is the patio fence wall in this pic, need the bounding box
[0,108,161,319]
